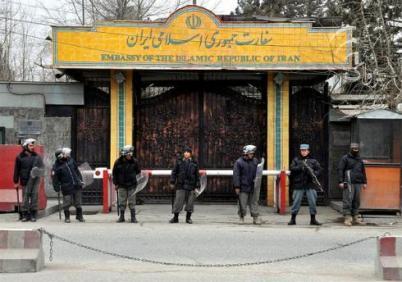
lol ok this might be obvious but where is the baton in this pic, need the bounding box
[346,170,353,203]
[16,185,21,220]
[116,187,120,216]
[57,190,61,221]
[171,188,175,209]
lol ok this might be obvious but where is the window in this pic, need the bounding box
[359,120,392,160]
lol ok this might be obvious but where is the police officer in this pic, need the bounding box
[112,145,141,223]
[13,138,44,222]
[169,146,200,224]
[288,144,322,226]
[233,145,261,224]
[52,148,85,223]
[338,143,367,226]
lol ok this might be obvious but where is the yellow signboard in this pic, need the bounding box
[53,6,353,70]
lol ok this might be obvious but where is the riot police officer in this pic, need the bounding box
[169,146,200,224]
[13,138,44,222]
[233,145,261,224]
[112,145,141,223]
[52,148,85,223]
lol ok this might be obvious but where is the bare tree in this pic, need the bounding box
[236,0,402,109]
[0,0,16,80]
[329,0,402,109]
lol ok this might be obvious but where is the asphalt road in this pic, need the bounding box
[0,205,400,281]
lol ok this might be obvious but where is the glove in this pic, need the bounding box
[53,185,61,192]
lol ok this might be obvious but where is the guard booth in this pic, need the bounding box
[51,5,355,206]
[351,110,402,212]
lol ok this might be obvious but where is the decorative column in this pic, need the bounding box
[266,72,290,207]
[110,70,133,166]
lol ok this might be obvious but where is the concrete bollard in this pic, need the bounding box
[376,235,402,281]
[0,229,44,273]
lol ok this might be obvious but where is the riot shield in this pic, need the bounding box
[252,158,265,203]
[133,171,150,195]
[78,162,94,187]
[30,166,45,178]
[195,174,207,198]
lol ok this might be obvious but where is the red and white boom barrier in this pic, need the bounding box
[94,168,289,215]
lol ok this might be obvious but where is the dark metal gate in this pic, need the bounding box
[135,72,267,202]
[76,84,110,204]
[289,86,329,204]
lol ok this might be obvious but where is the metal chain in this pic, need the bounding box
[39,228,375,268]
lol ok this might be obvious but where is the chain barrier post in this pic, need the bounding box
[275,175,280,213]
[279,170,287,215]
[102,169,109,214]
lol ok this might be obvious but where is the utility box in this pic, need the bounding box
[0,145,47,212]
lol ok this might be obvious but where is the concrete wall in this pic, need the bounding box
[41,117,71,197]
[0,108,44,144]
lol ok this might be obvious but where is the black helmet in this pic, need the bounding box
[55,148,64,159]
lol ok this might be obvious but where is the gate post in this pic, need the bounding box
[102,169,109,214]
[279,170,287,214]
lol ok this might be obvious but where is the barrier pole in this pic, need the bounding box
[102,170,109,214]
[279,170,287,215]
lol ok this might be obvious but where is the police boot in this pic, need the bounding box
[310,214,321,226]
[288,214,297,225]
[353,214,366,225]
[30,210,37,222]
[76,207,85,222]
[253,216,262,225]
[169,213,179,223]
[21,211,30,222]
[117,210,125,223]
[130,209,138,223]
[186,212,192,224]
[64,210,71,223]
[344,215,353,226]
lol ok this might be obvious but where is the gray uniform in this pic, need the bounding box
[170,158,200,214]
[238,191,259,217]
[233,156,259,218]
[172,190,196,214]
[342,184,363,216]
[63,189,82,210]
[118,186,136,211]
[22,177,40,212]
